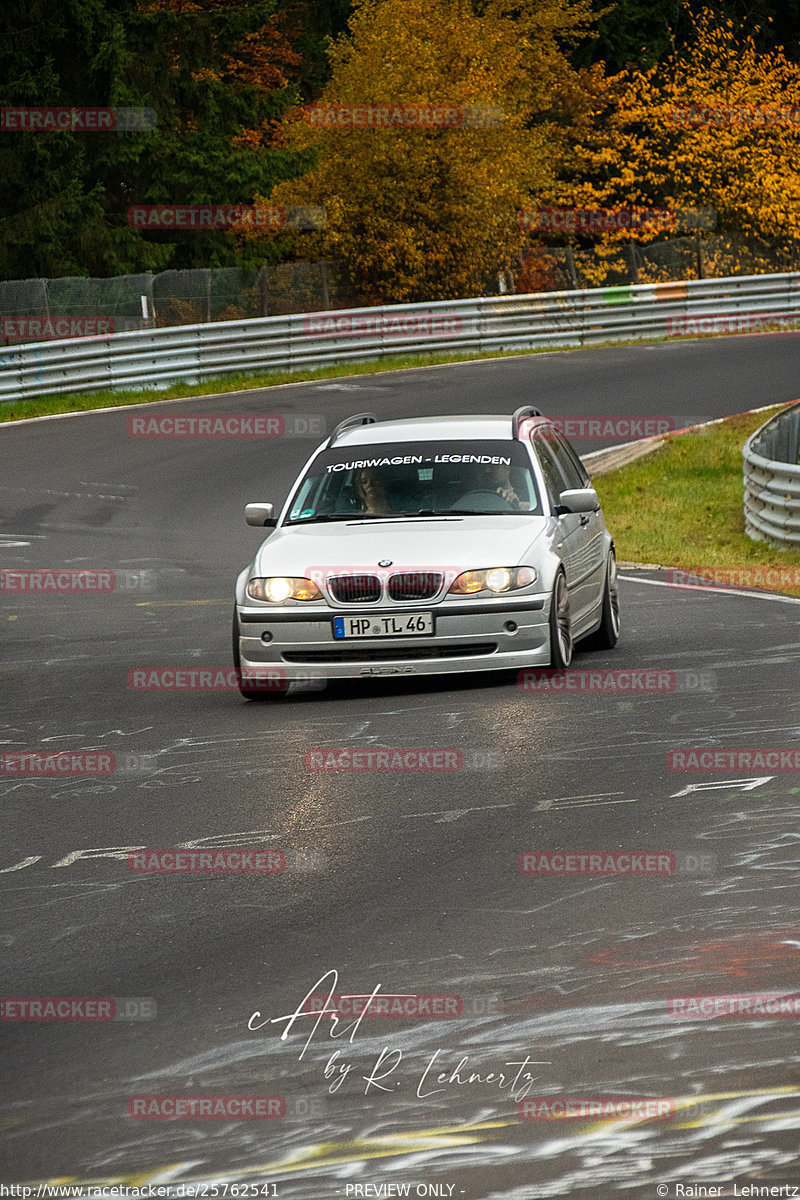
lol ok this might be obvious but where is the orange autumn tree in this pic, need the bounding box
[139,0,301,88]
[245,0,598,303]
[555,7,800,283]
[137,0,303,151]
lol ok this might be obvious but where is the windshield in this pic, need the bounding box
[284,440,542,523]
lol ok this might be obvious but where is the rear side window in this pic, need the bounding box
[532,434,572,507]
[546,427,591,488]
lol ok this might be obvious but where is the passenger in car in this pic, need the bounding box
[354,467,392,514]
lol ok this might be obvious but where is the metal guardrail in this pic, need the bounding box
[1,271,798,403]
[743,401,800,547]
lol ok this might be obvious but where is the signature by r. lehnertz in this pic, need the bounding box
[248,969,549,1098]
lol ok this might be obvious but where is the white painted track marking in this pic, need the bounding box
[619,574,800,605]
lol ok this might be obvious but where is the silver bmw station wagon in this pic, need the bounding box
[233,407,619,697]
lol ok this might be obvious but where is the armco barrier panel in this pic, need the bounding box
[743,400,800,547]
[0,272,798,402]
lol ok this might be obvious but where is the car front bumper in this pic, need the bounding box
[235,594,553,681]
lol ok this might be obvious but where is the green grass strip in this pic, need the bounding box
[0,346,572,423]
[593,405,800,595]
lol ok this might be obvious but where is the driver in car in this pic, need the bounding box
[468,461,530,510]
[481,461,523,508]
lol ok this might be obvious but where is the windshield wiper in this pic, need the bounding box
[409,508,521,516]
[287,512,415,524]
[348,510,500,518]
[287,509,526,524]
[285,514,357,524]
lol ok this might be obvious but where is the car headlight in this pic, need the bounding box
[247,576,323,603]
[448,566,537,595]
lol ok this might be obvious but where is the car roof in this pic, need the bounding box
[331,413,553,447]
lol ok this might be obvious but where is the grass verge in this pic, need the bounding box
[592,404,800,596]
[0,345,572,424]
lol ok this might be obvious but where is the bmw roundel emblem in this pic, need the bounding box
[378,559,392,567]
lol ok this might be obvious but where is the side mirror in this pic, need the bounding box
[556,487,599,515]
[245,502,277,528]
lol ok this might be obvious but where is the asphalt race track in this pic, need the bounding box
[2,335,800,1198]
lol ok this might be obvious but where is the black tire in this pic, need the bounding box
[548,571,573,668]
[584,549,621,651]
[232,606,288,699]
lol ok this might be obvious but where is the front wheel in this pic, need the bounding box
[584,550,620,651]
[232,606,288,699]
[548,571,573,668]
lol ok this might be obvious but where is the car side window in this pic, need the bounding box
[532,435,572,508]
[546,428,591,489]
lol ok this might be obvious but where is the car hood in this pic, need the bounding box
[254,515,549,575]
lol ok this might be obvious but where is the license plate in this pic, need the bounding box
[333,612,434,639]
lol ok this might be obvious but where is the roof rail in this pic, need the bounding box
[512,405,543,439]
[328,412,379,446]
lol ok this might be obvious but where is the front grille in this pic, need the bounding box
[388,571,443,601]
[283,643,497,664]
[328,574,381,604]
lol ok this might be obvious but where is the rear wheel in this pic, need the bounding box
[584,550,620,651]
[232,607,288,699]
[548,571,573,668]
